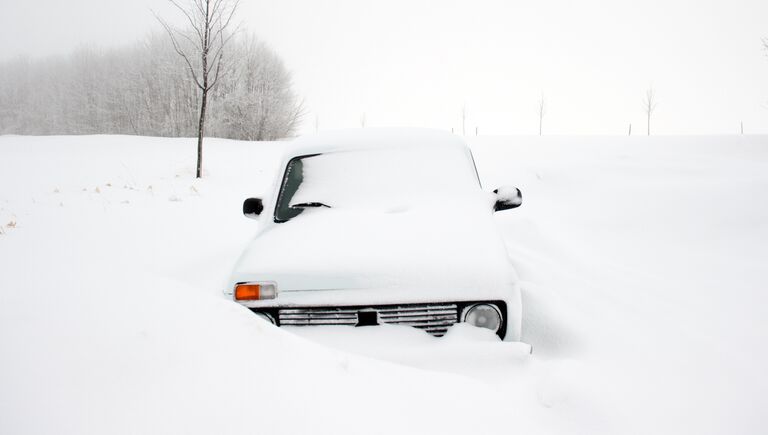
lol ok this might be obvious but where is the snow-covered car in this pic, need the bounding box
[226,129,524,340]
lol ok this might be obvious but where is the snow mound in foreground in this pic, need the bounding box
[1,134,768,434]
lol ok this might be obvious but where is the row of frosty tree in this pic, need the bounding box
[0,33,303,142]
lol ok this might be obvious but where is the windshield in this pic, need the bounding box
[274,147,479,222]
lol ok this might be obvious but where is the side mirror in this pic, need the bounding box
[493,186,522,212]
[243,198,264,219]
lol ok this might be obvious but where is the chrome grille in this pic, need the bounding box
[278,303,459,337]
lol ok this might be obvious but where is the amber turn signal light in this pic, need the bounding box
[235,284,261,300]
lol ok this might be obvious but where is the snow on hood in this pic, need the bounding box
[231,195,516,299]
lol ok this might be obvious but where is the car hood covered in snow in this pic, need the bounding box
[227,195,518,305]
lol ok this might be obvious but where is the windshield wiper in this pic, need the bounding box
[291,202,331,209]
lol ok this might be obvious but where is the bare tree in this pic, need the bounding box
[461,103,467,136]
[538,93,546,136]
[643,87,658,136]
[154,0,240,178]
[360,112,366,128]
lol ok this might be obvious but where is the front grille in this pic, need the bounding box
[278,303,459,337]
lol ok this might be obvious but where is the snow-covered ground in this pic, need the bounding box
[1,134,767,434]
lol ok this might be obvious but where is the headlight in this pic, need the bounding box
[254,311,276,325]
[234,282,277,301]
[462,303,502,333]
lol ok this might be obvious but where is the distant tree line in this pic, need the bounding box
[0,33,303,140]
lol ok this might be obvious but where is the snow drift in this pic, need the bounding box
[1,133,767,434]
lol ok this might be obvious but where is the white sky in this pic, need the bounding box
[2,0,767,135]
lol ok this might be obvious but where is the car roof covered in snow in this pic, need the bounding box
[283,128,469,157]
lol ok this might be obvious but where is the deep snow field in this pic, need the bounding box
[1,134,767,434]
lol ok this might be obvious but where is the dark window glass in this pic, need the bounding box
[274,155,313,222]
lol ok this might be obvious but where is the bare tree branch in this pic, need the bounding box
[167,0,204,44]
[208,32,226,89]
[153,12,204,89]
[193,0,206,20]
[207,22,241,78]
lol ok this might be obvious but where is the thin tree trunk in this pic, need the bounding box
[647,112,650,136]
[195,0,210,179]
[538,94,545,136]
[196,89,207,178]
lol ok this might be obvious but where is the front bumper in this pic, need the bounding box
[246,300,510,339]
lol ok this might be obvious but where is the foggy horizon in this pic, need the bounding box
[2,0,767,136]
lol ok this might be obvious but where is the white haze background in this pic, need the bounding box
[2,1,768,434]
[1,0,767,135]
